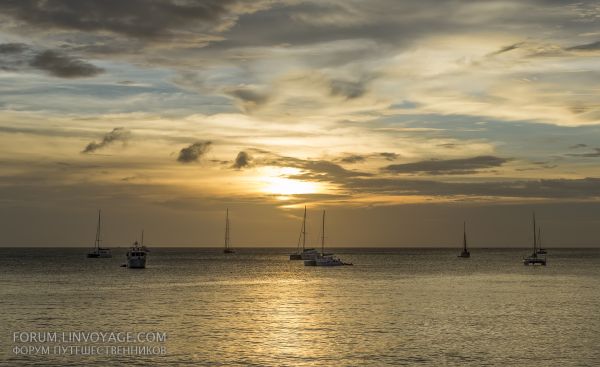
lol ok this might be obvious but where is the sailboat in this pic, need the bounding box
[458,221,470,258]
[223,209,235,254]
[86,209,112,258]
[126,230,148,268]
[289,206,319,260]
[523,212,546,266]
[536,227,547,255]
[304,210,352,266]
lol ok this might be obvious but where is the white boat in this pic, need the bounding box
[223,209,235,254]
[523,212,546,266]
[458,221,470,258]
[127,231,148,268]
[304,210,352,267]
[86,210,112,258]
[290,206,319,260]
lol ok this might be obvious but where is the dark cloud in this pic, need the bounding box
[232,151,252,169]
[379,152,399,161]
[438,143,458,149]
[341,177,600,200]
[0,42,28,54]
[177,141,212,163]
[225,87,269,111]
[339,152,399,164]
[383,156,510,175]
[82,127,132,153]
[248,151,397,184]
[566,148,600,158]
[0,43,103,77]
[487,42,523,56]
[287,160,372,181]
[340,155,366,164]
[0,0,225,39]
[263,153,600,199]
[256,153,371,181]
[0,42,32,71]
[569,143,588,149]
[567,41,600,51]
[30,50,104,78]
[329,79,367,99]
[211,0,598,55]
[516,161,558,171]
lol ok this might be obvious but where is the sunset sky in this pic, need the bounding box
[1,0,599,247]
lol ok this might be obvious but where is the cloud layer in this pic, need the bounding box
[383,156,510,175]
[0,42,103,78]
[1,1,600,246]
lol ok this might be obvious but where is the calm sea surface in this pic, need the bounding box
[1,248,599,366]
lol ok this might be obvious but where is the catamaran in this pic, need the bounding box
[304,210,352,266]
[126,230,148,268]
[86,209,112,258]
[523,212,546,266]
[289,206,319,260]
[223,208,235,254]
[458,221,470,258]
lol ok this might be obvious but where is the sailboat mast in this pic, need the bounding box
[532,212,537,253]
[225,209,230,249]
[463,221,467,251]
[95,209,101,250]
[141,230,144,246]
[321,210,325,255]
[302,206,306,251]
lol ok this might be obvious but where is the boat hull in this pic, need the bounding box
[304,256,352,266]
[523,257,546,266]
[315,261,344,266]
[301,250,319,260]
[127,257,146,268]
[223,249,235,254]
[291,249,320,261]
[458,251,470,258]
[87,249,112,258]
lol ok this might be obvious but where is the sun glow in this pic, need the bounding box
[260,167,321,196]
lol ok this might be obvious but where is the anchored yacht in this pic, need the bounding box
[523,213,546,266]
[304,210,352,267]
[126,231,148,268]
[458,222,470,258]
[290,206,319,261]
[223,209,235,254]
[86,210,112,258]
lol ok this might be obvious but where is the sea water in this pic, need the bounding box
[1,248,599,366]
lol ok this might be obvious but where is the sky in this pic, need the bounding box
[0,0,599,247]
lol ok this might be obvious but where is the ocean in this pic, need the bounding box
[1,248,599,366]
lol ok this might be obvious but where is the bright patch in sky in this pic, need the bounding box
[260,167,320,196]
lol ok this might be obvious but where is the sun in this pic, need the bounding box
[260,167,320,196]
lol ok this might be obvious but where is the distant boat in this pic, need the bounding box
[223,209,235,254]
[304,210,352,266]
[458,221,470,258]
[289,206,319,260]
[126,230,148,268]
[86,209,112,258]
[523,212,546,266]
[536,227,547,255]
